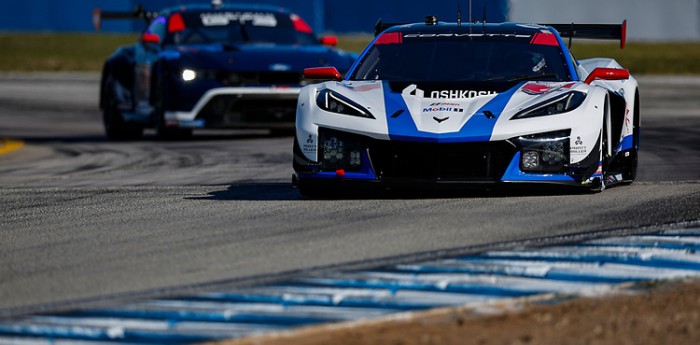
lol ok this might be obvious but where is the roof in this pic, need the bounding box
[380,21,554,37]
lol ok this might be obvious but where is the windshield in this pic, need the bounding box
[165,11,317,46]
[350,33,571,82]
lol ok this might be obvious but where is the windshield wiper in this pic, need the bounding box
[507,73,558,82]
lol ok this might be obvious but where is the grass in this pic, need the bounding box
[0,33,137,71]
[570,42,700,75]
[1,32,699,74]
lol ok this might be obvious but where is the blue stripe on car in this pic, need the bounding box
[501,152,576,182]
[615,134,634,153]
[384,83,521,143]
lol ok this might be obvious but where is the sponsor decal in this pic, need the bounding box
[606,173,623,184]
[201,12,277,27]
[422,106,464,113]
[571,136,587,155]
[433,116,449,123]
[404,33,531,39]
[430,90,496,99]
[302,134,316,153]
[429,102,460,106]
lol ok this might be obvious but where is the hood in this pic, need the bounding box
[164,44,357,73]
[328,80,584,143]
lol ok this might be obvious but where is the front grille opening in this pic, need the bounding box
[370,141,516,181]
[318,128,517,181]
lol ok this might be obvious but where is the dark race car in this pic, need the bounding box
[96,2,357,139]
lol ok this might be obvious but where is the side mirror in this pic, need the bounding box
[584,67,629,84]
[141,33,161,44]
[320,35,338,47]
[304,67,342,81]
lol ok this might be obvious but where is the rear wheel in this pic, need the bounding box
[103,74,143,140]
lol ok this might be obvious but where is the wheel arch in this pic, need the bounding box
[607,90,627,148]
[100,46,136,110]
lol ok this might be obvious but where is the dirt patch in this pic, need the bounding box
[213,279,700,345]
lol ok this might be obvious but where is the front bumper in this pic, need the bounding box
[294,128,602,190]
[164,87,301,129]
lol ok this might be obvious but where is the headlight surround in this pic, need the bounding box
[318,128,366,172]
[316,89,374,119]
[512,91,586,119]
[515,129,571,173]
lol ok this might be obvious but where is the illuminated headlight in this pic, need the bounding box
[516,130,570,173]
[182,69,197,81]
[512,91,586,119]
[316,89,374,119]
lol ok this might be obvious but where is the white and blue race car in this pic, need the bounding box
[293,17,638,194]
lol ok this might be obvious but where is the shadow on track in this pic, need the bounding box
[15,131,289,144]
[194,182,588,201]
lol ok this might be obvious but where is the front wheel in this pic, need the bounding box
[103,75,143,140]
[591,99,611,193]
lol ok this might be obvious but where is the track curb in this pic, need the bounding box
[0,138,24,155]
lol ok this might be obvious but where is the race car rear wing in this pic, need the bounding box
[374,19,627,49]
[545,20,627,49]
[92,5,157,31]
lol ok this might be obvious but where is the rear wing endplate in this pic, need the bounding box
[374,19,409,37]
[92,5,157,31]
[544,20,627,49]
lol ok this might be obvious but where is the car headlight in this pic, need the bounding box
[515,130,571,173]
[316,89,374,119]
[181,69,197,82]
[512,91,586,119]
[318,128,366,172]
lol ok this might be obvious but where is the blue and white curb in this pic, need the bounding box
[3,228,700,344]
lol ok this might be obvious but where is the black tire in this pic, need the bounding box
[103,75,143,140]
[621,91,640,182]
[591,99,611,193]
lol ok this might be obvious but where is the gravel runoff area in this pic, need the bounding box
[212,279,700,345]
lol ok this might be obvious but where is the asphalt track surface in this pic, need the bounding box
[0,73,698,316]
